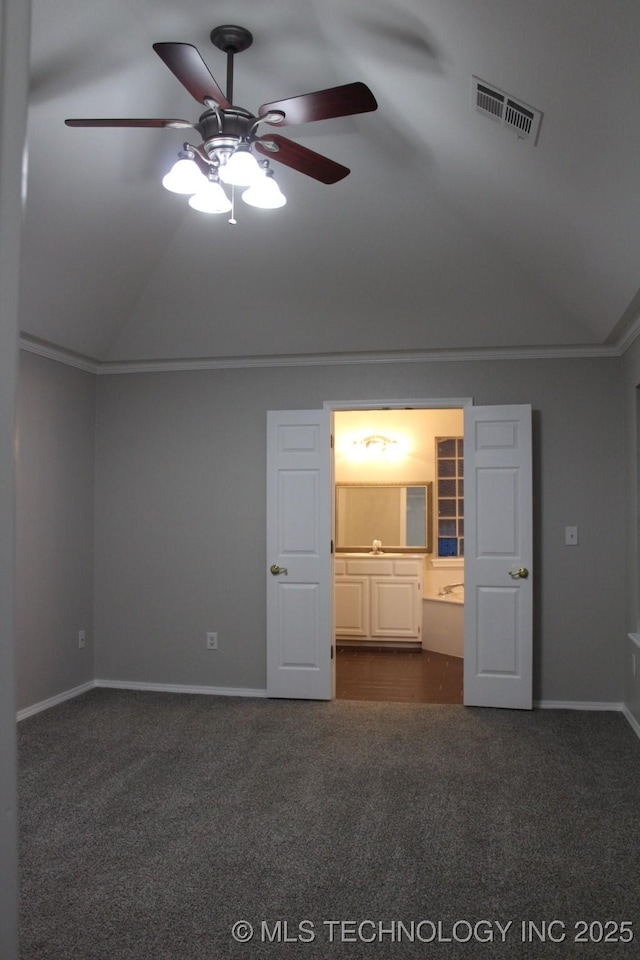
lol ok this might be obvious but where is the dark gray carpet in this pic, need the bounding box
[18,690,640,958]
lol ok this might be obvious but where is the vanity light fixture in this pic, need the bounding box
[353,435,398,454]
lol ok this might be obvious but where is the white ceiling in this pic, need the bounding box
[21,0,640,364]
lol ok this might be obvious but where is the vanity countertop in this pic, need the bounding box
[337,552,424,558]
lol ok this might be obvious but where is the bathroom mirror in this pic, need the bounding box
[335,482,433,553]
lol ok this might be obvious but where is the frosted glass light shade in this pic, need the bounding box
[242,172,286,209]
[188,180,233,214]
[218,146,262,186]
[162,157,207,195]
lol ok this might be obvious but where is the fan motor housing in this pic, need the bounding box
[198,106,255,144]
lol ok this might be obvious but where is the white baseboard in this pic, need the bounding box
[535,700,624,711]
[17,678,267,721]
[622,705,640,740]
[18,685,640,739]
[94,679,268,698]
[528,700,640,741]
[17,680,96,721]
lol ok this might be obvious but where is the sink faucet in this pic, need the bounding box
[439,582,464,596]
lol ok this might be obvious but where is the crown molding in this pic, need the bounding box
[18,334,625,375]
[614,312,640,356]
[19,335,99,374]
[80,342,624,374]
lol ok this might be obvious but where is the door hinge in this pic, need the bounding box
[331,645,334,660]
[330,434,334,449]
[331,539,334,555]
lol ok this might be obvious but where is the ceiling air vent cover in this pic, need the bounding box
[472,77,542,144]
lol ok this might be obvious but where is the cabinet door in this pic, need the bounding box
[371,578,421,638]
[335,577,370,638]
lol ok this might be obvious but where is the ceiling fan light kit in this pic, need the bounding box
[188,178,232,214]
[161,148,207,194]
[242,166,287,209]
[65,24,377,222]
[217,143,262,186]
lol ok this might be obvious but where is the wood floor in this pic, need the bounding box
[335,645,463,704]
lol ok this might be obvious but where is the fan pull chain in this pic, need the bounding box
[229,185,237,225]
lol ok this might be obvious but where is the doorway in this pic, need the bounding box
[266,402,533,709]
[332,406,465,704]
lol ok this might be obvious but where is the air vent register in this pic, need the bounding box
[473,76,542,145]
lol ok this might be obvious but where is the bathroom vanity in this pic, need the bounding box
[334,554,423,644]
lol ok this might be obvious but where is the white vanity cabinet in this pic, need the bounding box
[334,555,423,643]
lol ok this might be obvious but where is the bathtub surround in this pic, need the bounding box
[424,557,465,598]
[422,565,464,658]
[18,689,640,960]
[423,593,465,659]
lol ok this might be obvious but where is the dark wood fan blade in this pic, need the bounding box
[65,118,194,129]
[258,82,377,126]
[153,42,229,108]
[255,135,349,184]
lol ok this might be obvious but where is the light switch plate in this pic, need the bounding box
[565,526,578,545]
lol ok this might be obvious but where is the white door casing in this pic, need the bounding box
[266,410,333,699]
[463,404,533,709]
[267,402,533,707]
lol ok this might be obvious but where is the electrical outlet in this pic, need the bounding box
[78,630,86,649]
[206,632,218,650]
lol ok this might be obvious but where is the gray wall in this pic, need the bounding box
[15,351,96,711]
[623,334,640,632]
[622,335,640,723]
[0,0,30,953]
[94,355,625,703]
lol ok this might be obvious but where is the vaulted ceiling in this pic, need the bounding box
[21,0,640,364]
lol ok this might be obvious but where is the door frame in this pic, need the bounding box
[267,396,534,706]
[324,399,474,413]
[325,396,473,694]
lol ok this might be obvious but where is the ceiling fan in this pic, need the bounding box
[65,25,378,217]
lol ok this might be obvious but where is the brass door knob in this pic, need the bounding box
[508,567,529,579]
[270,564,288,576]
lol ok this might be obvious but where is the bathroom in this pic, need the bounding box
[333,408,465,702]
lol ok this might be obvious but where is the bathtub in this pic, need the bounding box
[422,588,464,658]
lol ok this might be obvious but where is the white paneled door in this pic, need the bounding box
[463,405,533,709]
[267,403,533,708]
[266,410,333,699]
